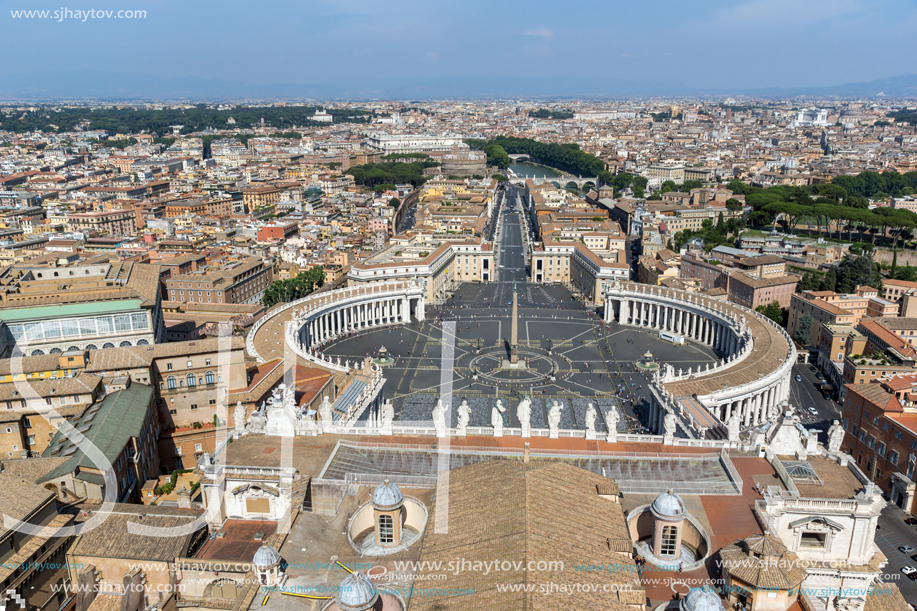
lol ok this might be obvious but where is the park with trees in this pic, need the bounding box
[262,266,325,309]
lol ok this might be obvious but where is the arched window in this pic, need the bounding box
[67,346,79,352]
[205,371,215,385]
[378,514,394,544]
[136,339,149,346]
[167,376,176,390]
[119,341,132,347]
[85,344,98,351]
[31,349,45,356]
[660,525,678,556]
[102,342,115,349]
[49,348,62,354]
[187,374,196,388]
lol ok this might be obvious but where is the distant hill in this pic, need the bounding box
[2,70,917,101]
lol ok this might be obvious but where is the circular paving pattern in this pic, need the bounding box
[457,346,573,387]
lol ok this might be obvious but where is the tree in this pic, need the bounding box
[632,175,648,198]
[389,197,400,208]
[756,301,784,324]
[483,144,510,169]
[493,174,508,182]
[797,271,820,292]
[836,254,878,294]
[892,250,898,278]
[659,180,678,194]
[725,198,743,212]
[795,313,814,345]
[262,266,325,308]
[895,264,917,282]
[821,267,837,292]
[716,212,726,232]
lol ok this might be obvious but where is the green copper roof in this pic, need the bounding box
[0,299,143,322]
[38,385,154,484]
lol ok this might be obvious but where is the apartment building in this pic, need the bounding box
[726,272,799,309]
[152,337,250,430]
[165,257,273,305]
[842,379,917,513]
[241,186,282,212]
[66,209,138,236]
[788,287,898,347]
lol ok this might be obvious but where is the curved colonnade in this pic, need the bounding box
[283,281,426,373]
[604,281,796,438]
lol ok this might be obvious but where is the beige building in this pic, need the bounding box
[165,257,273,305]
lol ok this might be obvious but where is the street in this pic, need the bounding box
[788,363,843,444]
[875,502,917,604]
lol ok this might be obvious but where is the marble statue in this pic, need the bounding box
[491,399,506,437]
[548,401,563,438]
[767,401,781,421]
[380,399,394,434]
[827,419,845,453]
[517,398,532,438]
[606,408,619,443]
[727,411,740,443]
[457,400,471,435]
[663,412,676,438]
[585,402,597,440]
[265,384,296,437]
[432,399,447,438]
[318,395,334,429]
[234,401,246,433]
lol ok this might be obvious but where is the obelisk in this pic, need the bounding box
[510,286,519,364]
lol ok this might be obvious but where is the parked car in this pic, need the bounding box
[795,375,802,382]
[808,407,818,415]
[904,517,917,525]
[910,553,917,561]
[815,373,824,380]
[899,545,916,554]
[901,565,917,577]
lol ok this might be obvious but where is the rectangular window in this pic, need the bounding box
[131,314,148,329]
[113,315,131,332]
[79,318,96,336]
[877,442,886,457]
[660,525,678,556]
[96,317,113,334]
[868,436,876,449]
[800,532,826,548]
[43,321,61,338]
[61,319,79,337]
[890,450,899,466]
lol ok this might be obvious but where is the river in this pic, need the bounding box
[507,161,564,179]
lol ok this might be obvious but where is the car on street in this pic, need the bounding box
[815,373,824,380]
[902,565,917,577]
[904,517,917,525]
[807,407,818,415]
[899,545,916,554]
[795,375,802,381]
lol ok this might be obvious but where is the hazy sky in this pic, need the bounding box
[2,0,917,95]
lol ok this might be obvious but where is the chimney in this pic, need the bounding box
[523,442,530,463]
